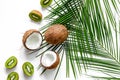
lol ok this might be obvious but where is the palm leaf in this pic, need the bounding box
[38,0,120,79]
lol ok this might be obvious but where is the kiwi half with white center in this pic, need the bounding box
[40,51,60,69]
[22,29,43,50]
[40,0,53,8]
[29,10,42,22]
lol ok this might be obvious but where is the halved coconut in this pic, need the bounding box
[40,51,60,69]
[22,29,43,50]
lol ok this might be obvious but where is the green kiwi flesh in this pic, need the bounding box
[40,0,52,8]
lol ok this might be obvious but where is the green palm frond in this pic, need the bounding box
[38,0,120,79]
[88,75,120,80]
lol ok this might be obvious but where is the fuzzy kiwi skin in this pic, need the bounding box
[22,29,43,50]
[44,24,68,45]
[40,51,60,69]
[40,0,53,8]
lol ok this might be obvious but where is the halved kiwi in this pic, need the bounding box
[40,0,53,8]
[29,10,42,22]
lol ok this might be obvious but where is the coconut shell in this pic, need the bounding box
[40,51,60,69]
[22,29,42,50]
[44,24,68,45]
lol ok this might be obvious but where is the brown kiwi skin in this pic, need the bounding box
[22,29,43,51]
[44,24,68,45]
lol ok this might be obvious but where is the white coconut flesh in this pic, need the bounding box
[25,32,42,50]
[41,51,57,67]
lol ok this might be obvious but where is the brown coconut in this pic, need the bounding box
[44,24,68,45]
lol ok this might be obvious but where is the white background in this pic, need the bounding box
[0,0,81,80]
[0,0,118,80]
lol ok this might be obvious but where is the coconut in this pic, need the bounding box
[44,24,68,45]
[40,51,60,69]
[22,29,43,50]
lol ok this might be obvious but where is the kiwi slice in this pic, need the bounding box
[40,0,53,8]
